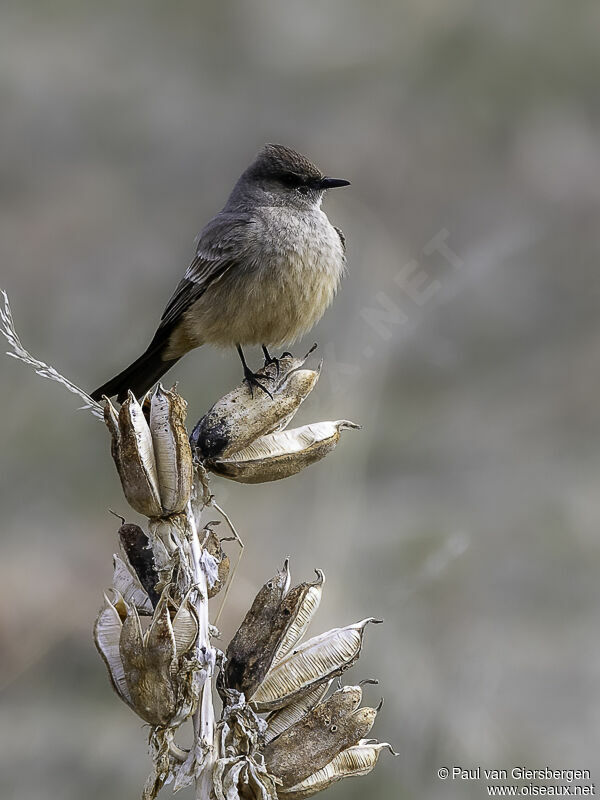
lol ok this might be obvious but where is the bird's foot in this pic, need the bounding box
[261,345,282,377]
[243,364,273,399]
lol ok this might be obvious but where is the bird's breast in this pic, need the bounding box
[182,208,346,348]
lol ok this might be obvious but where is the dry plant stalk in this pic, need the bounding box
[0,290,397,799]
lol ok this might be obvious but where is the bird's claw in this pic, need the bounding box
[263,354,281,377]
[261,345,281,377]
[243,365,273,399]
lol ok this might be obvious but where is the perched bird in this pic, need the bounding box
[91,144,350,402]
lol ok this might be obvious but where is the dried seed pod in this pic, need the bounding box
[191,354,320,459]
[207,420,361,484]
[94,587,198,727]
[105,394,162,517]
[112,554,154,615]
[94,590,133,709]
[250,618,381,713]
[280,740,398,799]
[147,515,184,561]
[212,755,279,800]
[265,680,333,745]
[147,514,187,591]
[120,599,178,726]
[271,570,324,666]
[149,385,193,514]
[221,560,291,698]
[221,566,323,701]
[202,530,230,598]
[264,688,378,788]
[170,590,199,656]
[118,522,160,608]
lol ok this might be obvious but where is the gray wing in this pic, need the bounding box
[334,226,346,253]
[158,212,258,331]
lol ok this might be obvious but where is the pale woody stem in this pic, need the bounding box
[187,504,216,800]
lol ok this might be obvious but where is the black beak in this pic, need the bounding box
[319,176,351,190]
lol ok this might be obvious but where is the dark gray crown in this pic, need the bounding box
[247,144,323,183]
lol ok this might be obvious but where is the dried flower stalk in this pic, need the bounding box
[1,289,396,799]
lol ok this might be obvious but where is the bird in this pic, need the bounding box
[90,143,350,403]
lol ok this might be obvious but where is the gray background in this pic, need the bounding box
[1,1,599,798]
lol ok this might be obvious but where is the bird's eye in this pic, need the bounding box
[297,184,311,195]
[279,173,300,188]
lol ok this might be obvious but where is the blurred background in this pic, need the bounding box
[1,1,600,797]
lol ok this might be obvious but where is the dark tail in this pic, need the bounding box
[90,344,181,403]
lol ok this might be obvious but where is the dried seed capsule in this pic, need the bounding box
[118,522,160,608]
[221,566,324,700]
[94,587,198,727]
[207,420,361,484]
[271,570,324,666]
[94,590,133,709]
[170,590,199,656]
[112,554,154,615]
[264,688,378,788]
[191,355,320,459]
[212,754,279,800]
[250,618,381,713]
[221,560,291,698]
[120,599,178,726]
[105,394,162,517]
[280,740,398,799]
[147,513,187,592]
[149,385,193,514]
[265,680,333,744]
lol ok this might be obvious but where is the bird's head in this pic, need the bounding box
[232,143,350,208]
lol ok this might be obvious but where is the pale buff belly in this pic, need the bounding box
[169,214,345,353]
[180,256,340,348]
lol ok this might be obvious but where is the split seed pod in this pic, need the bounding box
[112,554,154,615]
[263,687,379,788]
[105,394,162,517]
[94,588,198,727]
[118,522,160,608]
[149,386,193,515]
[264,680,333,745]
[222,566,324,700]
[191,353,320,459]
[104,387,193,518]
[221,560,291,698]
[250,618,381,713]
[270,570,324,667]
[280,740,398,799]
[207,421,361,484]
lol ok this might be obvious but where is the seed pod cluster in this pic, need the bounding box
[94,512,230,735]
[94,360,393,799]
[104,386,193,518]
[216,562,395,796]
[191,351,360,483]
